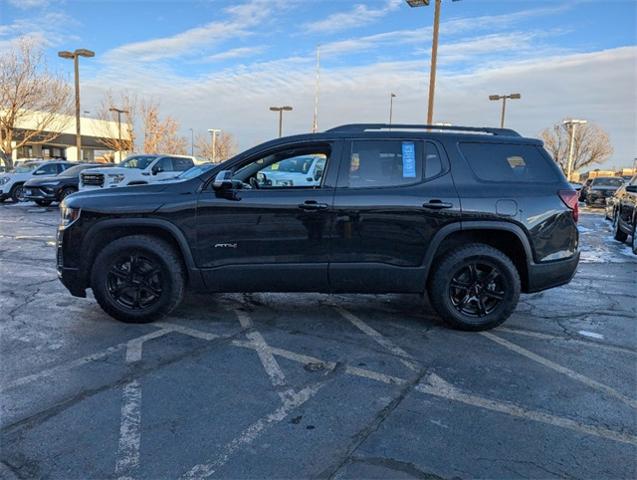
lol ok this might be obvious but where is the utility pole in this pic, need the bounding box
[189,128,194,156]
[488,93,521,128]
[109,107,128,162]
[406,0,461,124]
[563,119,587,181]
[269,106,293,138]
[208,128,221,163]
[389,93,396,125]
[312,45,320,133]
[58,48,95,162]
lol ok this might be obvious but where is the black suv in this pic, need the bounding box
[584,176,624,207]
[24,163,110,206]
[57,124,579,331]
[613,174,637,254]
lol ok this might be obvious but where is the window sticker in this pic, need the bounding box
[507,155,526,168]
[402,142,416,178]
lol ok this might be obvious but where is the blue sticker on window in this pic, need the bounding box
[402,142,416,178]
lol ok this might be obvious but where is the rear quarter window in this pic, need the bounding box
[459,142,559,183]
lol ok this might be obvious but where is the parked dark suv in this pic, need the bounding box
[57,124,579,331]
[613,174,637,254]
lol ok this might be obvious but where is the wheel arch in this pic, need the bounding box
[424,221,533,292]
[81,218,200,288]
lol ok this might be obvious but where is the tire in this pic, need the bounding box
[631,223,637,255]
[613,213,628,242]
[90,235,185,323]
[9,183,25,202]
[58,187,77,202]
[428,243,521,331]
[35,199,52,207]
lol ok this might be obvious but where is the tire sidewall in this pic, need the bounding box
[59,187,76,201]
[10,183,24,202]
[91,240,180,322]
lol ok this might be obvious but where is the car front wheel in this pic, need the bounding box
[58,187,77,201]
[91,235,185,323]
[632,223,637,255]
[428,243,521,331]
[9,183,25,202]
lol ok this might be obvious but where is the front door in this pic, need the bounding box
[195,141,341,292]
[330,138,461,293]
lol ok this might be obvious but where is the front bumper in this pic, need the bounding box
[24,186,57,201]
[526,251,580,293]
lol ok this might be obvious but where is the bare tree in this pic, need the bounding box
[95,91,137,160]
[194,131,237,163]
[140,100,187,155]
[0,38,73,169]
[541,121,613,174]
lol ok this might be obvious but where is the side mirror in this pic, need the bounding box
[626,185,637,193]
[213,170,235,190]
[314,169,323,181]
[152,166,163,175]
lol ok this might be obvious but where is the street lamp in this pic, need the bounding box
[563,119,587,181]
[389,93,396,125]
[109,107,129,162]
[58,48,95,162]
[208,128,221,163]
[405,0,461,124]
[189,128,194,157]
[488,93,521,128]
[269,106,293,138]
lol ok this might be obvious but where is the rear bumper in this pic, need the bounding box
[526,251,579,293]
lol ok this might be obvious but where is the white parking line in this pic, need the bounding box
[115,379,142,479]
[180,380,329,480]
[125,328,174,363]
[333,306,419,372]
[496,327,636,356]
[481,332,637,409]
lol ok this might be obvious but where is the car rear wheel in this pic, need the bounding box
[428,243,520,331]
[631,223,637,255]
[91,235,185,323]
[9,183,25,202]
[613,213,628,242]
[58,187,77,201]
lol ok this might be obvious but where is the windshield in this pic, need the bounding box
[176,164,214,179]
[120,156,157,169]
[592,177,623,187]
[264,157,316,175]
[13,163,39,173]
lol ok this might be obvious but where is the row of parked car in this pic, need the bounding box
[0,155,214,205]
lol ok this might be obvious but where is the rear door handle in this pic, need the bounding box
[298,200,328,211]
[422,200,453,210]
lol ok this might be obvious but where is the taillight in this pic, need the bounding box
[558,189,579,223]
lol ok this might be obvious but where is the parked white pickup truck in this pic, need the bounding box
[79,154,196,190]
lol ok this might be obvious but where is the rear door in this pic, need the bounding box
[330,138,461,293]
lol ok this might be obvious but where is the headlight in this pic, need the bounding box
[107,173,125,184]
[60,206,81,227]
[0,177,10,185]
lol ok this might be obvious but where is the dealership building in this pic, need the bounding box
[6,111,130,163]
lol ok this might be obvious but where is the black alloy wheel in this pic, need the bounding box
[448,262,505,318]
[106,253,163,310]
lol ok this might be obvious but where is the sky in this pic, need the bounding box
[1,0,636,169]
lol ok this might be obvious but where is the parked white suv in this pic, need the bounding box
[79,154,196,191]
[262,154,326,187]
[0,160,73,202]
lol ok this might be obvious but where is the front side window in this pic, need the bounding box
[233,147,331,189]
[172,158,194,171]
[346,140,423,188]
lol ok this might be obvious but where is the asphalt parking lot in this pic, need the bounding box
[1,202,636,479]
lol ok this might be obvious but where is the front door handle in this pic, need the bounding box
[422,199,453,210]
[298,200,328,211]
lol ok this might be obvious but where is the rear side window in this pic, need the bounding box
[172,157,194,171]
[347,140,423,188]
[459,142,558,183]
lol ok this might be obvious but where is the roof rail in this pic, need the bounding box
[325,123,521,137]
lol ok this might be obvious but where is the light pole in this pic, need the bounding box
[208,128,220,163]
[312,45,320,133]
[488,93,521,128]
[269,106,293,138]
[58,48,95,161]
[405,0,460,124]
[109,107,128,162]
[389,93,397,125]
[563,119,587,181]
[189,128,194,156]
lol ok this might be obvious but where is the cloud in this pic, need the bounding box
[0,12,78,51]
[201,46,266,62]
[7,0,49,9]
[303,0,401,34]
[103,0,284,63]
[83,46,636,170]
